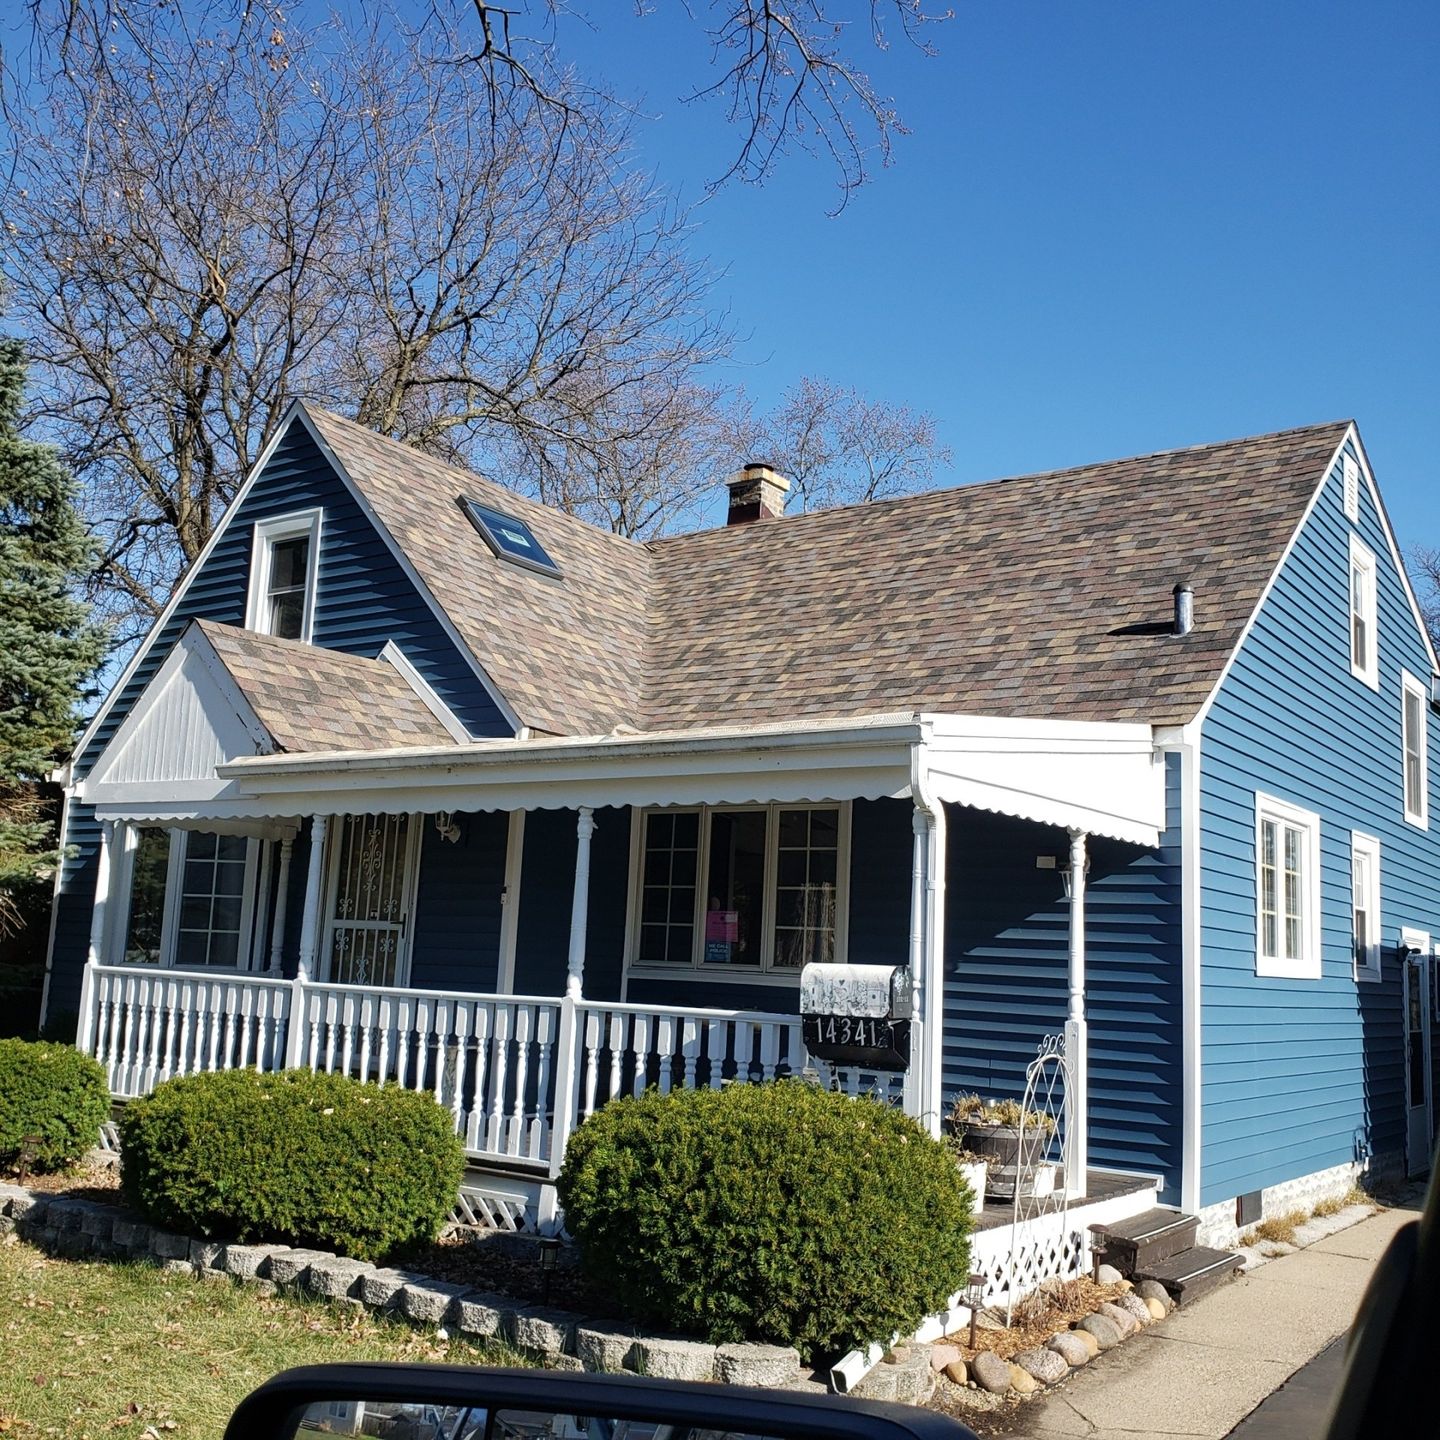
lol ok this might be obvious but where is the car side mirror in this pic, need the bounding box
[224,1364,979,1440]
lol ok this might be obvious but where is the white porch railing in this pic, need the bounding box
[81,964,904,1173]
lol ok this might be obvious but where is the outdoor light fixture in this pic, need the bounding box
[1059,854,1091,900]
[537,1235,562,1306]
[965,1272,986,1349]
[434,811,462,845]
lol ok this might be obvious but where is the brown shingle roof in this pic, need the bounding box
[196,620,458,752]
[306,408,1350,735]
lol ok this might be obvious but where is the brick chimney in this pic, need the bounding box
[725,462,790,525]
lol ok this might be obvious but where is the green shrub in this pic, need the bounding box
[0,1038,110,1173]
[557,1080,972,1359]
[119,1069,465,1262]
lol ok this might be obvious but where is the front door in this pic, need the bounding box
[1403,931,1433,1176]
[322,814,420,988]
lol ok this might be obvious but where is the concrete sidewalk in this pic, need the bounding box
[1014,1203,1416,1440]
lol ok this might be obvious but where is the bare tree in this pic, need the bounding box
[3,4,732,636]
[749,374,951,512]
[1413,546,1440,650]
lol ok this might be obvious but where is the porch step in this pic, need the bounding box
[1132,1245,1246,1307]
[1088,1206,1198,1274]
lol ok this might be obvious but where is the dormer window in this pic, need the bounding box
[1349,535,1378,690]
[247,510,321,641]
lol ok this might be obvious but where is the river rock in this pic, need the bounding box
[971,1350,1013,1394]
[1145,1297,1167,1321]
[942,1360,968,1386]
[1047,1332,1091,1367]
[1136,1280,1173,1312]
[929,1343,963,1372]
[1008,1363,1039,1396]
[1071,1327,1100,1357]
[1077,1313,1123,1350]
[1098,1302,1138,1337]
[1095,1263,1124,1285]
[1013,1348,1068,1385]
[1113,1293,1153,1327]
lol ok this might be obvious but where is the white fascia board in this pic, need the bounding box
[378,641,475,743]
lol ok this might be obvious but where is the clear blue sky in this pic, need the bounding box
[560,0,1438,546]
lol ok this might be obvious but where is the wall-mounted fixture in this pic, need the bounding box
[1060,852,1091,900]
[434,811,463,845]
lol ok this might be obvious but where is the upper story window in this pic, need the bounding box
[1255,793,1321,980]
[1343,454,1361,522]
[1402,670,1428,828]
[1349,536,1378,690]
[1352,832,1381,983]
[632,803,848,978]
[246,510,322,641]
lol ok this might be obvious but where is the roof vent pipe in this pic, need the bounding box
[1173,582,1194,637]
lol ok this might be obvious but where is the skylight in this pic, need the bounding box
[460,497,560,577]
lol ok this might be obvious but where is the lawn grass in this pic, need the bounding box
[0,1240,532,1440]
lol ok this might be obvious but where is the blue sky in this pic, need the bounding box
[559,1,1438,546]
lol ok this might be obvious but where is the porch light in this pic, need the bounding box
[434,811,463,844]
[537,1234,562,1305]
[1059,853,1090,900]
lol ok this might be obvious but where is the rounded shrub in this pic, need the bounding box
[119,1069,465,1262]
[557,1079,972,1359]
[0,1038,110,1173]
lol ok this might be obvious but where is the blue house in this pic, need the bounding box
[43,405,1438,1272]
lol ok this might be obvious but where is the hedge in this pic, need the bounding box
[119,1069,465,1262]
[0,1039,110,1173]
[557,1080,972,1359]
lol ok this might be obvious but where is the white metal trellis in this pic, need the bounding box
[1004,1033,1076,1323]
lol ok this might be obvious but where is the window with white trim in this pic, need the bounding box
[246,510,321,641]
[1255,794,1321,979]
[633,804,848,976]
[1351,833,1381,983]
[121,828,259,969]
[1349,536,1378,689]
[1402,670,1428,827]
[1343,455,1360,522]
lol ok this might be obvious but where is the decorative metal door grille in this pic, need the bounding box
[326,814,414,987]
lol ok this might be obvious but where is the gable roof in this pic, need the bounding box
[197,620,459,751]
[309,410,1353,733]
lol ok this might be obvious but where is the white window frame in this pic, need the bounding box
[1254,793,1322,980]
[625,801,852,986]
[1343,454,1361,523]
[246,508,322,642]
[1349,535,1379,690]
[114,826,261,971]
[1351,832,1382,984]
[1402,669,1429,829]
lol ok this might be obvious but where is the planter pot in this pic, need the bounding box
[962,1121,1056,1201]
[957,1159,987,1215]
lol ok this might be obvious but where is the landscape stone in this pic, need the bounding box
[149,1230,191,1261]
[547,1355,585,1373]
[161,1257,194,1274]
[577,1326,638,1372]
[883,1345,912,1365]
[970,1351,1013,1394]
[1095,1263,1124,1285]
[454,1292,513,1339]
[1115,1279,1134,1292]
[223,1243,282,1279]
[306,1256,373,1300]
[1046,1333,1091,1367]
[54,1230,90,1258]
[1013,1348,1068,1385]
[8,1194,48,1223]
[251,1279,278,1297]
[632,1335,717,1382]
[188,1240,225,1270]
[48,1200,85,1232]
[80,1207,116,1241]
[715,1344,800,1387]
[199,1269,232,1285]
[942,1360,968,1386]
[510,1308,581,1356]
[1113,1293,1152,1327]
[358,1269,422,1308]
[1072,1327,1100,1357]
[112,1217,153,1251]
[853,1365,898,1402]
[1077,1314,1123,1350]
[267,1249,334,1287]
[1098,1301,1138,1337]
[1136,1280,1173,1312]
[929,1343,963,1372]
[400,1278,470,1324]
[1008,1363,1039,1396]
[1145,1297,1167,1321]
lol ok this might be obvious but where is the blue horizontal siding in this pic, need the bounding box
[1199,436,1440,1204]
[46,418,512,1028]
[409,811,510,993]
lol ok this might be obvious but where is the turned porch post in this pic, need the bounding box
[286,814,330,1068]
[76,819,116,1054]
[565,807,596,999]
[1065,828,1089,1198]
[908,804,931,1123]
[268,832,295,973]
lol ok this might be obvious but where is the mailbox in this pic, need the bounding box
[799,963,912,1071]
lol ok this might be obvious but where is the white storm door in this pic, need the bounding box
[1403,935,1433,1176]
[322,814,420,988]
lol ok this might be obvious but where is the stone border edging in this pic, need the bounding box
[0,1184,803,1390]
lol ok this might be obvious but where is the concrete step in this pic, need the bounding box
[1133,1245,1245,1306]
[1088,1206,1198,1275]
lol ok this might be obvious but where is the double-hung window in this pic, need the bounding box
[247,510,321,641]
[1351,833,1381,983]
[1349,536,1378,690]
[1402,670,1428,827]
[1255,794,1321,979]
[633,803,847,977]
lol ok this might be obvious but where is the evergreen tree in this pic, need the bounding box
[0,336,106,945]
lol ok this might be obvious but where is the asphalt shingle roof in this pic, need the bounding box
[304,409,1351,735]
